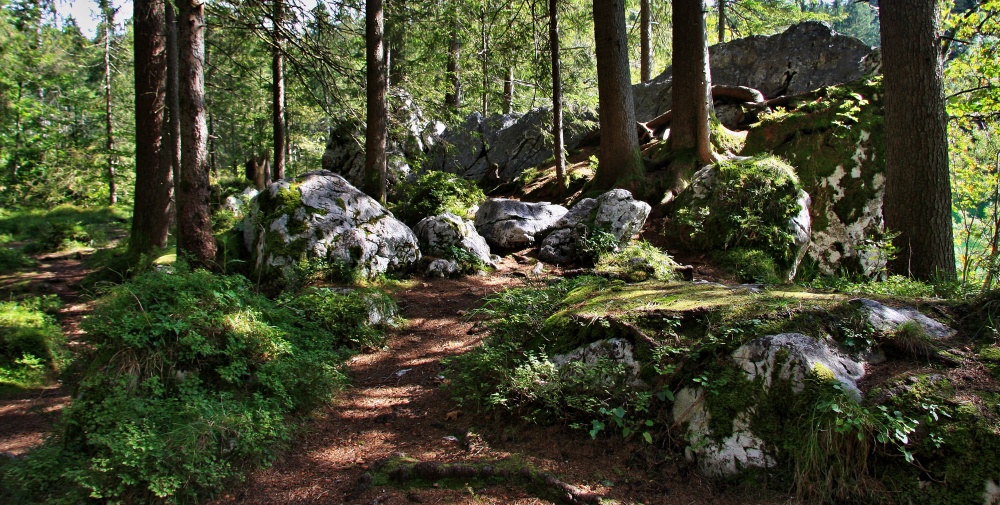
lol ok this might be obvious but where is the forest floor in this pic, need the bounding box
[0,250,791,504]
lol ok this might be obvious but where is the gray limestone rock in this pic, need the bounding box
[733,333,866,400]
[425,258,462,278]
[672,387,775,478]
[426,107,598,186]
[550,338,644,386]
[243,170,420,282]
[852,298,956,339]
[538,189,651,264]
[414,213,494,268]
[474,199,568,250]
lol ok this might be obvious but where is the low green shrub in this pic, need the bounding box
[807,274,936,298]
[1,267,392,504]
[445,277,652,426]
[0,245,37,272]
[391,171,486,227]
[0,295,65,391]
[279,286,398,351]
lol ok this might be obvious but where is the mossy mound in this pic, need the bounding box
[665,154,808,281]
[742,77,887,277]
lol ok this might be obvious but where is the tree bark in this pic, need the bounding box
[880,0,955,280]
[128,0,172,258]
[591,0,643,191]
[640,0,652,82]
[503,66,514,114]
[272,0,286,181]
[177,0,217,268]
[445,23,462,111]
[668,0,715,165]
[481,8,489,116]
[364,0,388,203]
[101,0,117,206]
[550,0,566,195]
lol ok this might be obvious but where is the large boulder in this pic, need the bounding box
[538,189,651,264]
[414,213,494,269]
[426,107,598,187]
[674,333,866,477]
[474,199,568,250]
[243,170,420,282]
[633,22,877,122]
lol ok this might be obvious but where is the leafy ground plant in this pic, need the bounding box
[1,266,395,504]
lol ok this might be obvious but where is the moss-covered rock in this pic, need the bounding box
[665,154,810,280]
[742,77,887,277]
[243,170,420,284]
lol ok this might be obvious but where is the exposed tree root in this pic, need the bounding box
[352,457,603,504]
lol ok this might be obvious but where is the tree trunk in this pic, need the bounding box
[668,0,715,165]
[364,0,388,203]
[129,0,172,258]
[177,0,217,268]
[640,0,652,82]
[718,0,727,43]
[101,0,117,205]
[880,0,955,280]
[503,66,514,114]
[272,0,286,181]
[165,0,181,211]
[550,0,566,195]
[481,8,489,116]
[445,23,462,111]
[591,0,643,191]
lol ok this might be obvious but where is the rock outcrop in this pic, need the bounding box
[852,298,956,339]
[742,78,886,276]
[243,170,420,282]
[633,21,877,122]
[426,107,598,187]
[675,333,866,477]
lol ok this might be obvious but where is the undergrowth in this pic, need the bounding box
[0,266,396,504]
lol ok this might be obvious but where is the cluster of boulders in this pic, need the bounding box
[672,298,954,478]
[239,170,651,281]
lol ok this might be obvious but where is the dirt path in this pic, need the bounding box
[216,261,788,505]
[0,249,94,457]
